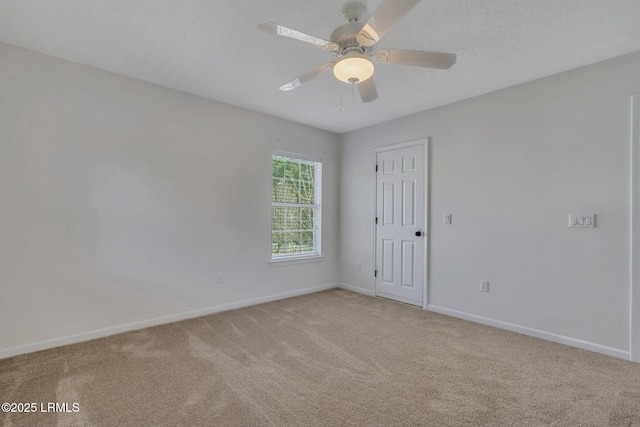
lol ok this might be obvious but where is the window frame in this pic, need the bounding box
[270,151,323,264]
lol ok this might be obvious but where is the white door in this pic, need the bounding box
[375,143,425,306]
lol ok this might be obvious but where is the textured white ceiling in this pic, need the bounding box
[1,0,640,133]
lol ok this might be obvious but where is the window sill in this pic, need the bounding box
[269,255,325,267]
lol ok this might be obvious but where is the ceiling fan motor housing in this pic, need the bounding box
[330,23,375,57]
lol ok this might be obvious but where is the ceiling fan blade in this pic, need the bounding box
[374,49,456,69]
[279,62,337,91]
[356,0,420,47]
[357,78,378,103]
[260,22,339,51]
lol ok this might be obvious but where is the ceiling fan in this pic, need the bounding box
[260,0,457,103]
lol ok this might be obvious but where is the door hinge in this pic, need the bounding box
[375,217,378,224]
[374,269,378,277]
[375,164,378,172]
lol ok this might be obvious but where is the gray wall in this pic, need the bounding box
[0,42,339,357]
[3,40,640,360]
[339,51,640,358]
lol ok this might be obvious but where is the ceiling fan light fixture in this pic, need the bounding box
[333,55,374,84]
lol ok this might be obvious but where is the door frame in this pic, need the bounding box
[372,138,429,309]
[631,94,640,362]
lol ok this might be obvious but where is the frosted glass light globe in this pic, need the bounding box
[333,55,374,84]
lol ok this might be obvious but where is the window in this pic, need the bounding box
[271,153,322,260]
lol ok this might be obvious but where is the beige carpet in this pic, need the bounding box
[1,289,640,426]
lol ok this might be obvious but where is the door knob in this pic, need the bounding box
[415,231,422,236]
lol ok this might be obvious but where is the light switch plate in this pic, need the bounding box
[569,213,595,228]
[480,280,489,292]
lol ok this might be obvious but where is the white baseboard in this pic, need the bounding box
[428,304,630,361]
[6,286,626,362]
[0,283,339,360]
[337,283,375,297]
